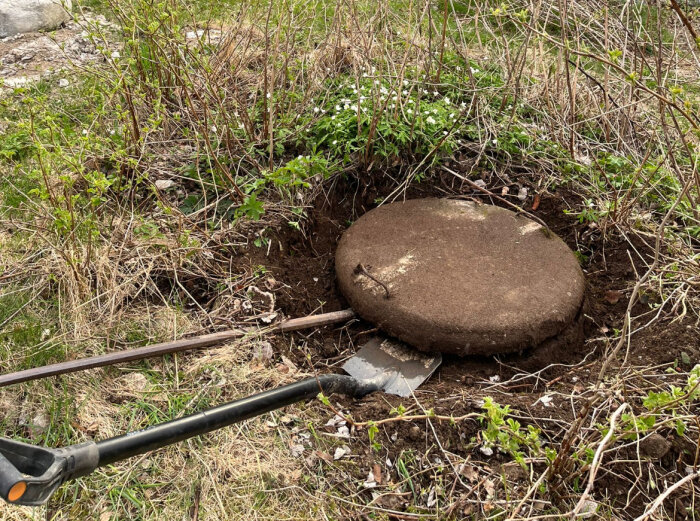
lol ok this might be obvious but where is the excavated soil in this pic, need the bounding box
[228,176,699,518]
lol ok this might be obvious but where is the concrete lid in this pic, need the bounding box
[336,198,585,356]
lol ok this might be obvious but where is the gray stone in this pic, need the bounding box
[0,0,72,38]
[336,198,586,356]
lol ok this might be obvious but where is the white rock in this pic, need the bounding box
[58,78,69,87]
[0,0,72,38]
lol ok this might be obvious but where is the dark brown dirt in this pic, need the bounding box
[233,176,698,518]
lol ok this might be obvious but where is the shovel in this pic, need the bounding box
[0,337,440,506]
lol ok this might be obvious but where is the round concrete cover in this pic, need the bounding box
[336,198,585,356]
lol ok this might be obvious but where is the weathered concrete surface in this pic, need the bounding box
[0,0,72,38]
[336,198,586,356]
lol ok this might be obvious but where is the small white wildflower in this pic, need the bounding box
[407,108,413,114]
[331,115,336,120]
[426,116,436,124]
[402,89,408,95]
[332,140,337,145]
[350,104,357,111]
[362,72,368,77]
[470,67,480,74]
[335,104,341,111]
[443,131,448,135]
[344,104,350,110]
[492,139,498,145]
[266,92,271,98]
[407,99,414,104]
[111,51,120,59]
[450,113,456,119]
[432,109,438,114]
[403,79,408,85]
[82,129,88,135]
[211,125,217,132]
[444,97,451,105]
[313,107,320,113]
[460,101,467,108]
[432,90,439,96]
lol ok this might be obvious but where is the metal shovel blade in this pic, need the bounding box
[342,337,441,397]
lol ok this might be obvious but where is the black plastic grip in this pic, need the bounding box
[0,438,99,506]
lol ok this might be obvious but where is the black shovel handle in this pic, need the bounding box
[0,374,375,506]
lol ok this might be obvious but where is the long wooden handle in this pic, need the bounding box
[0,309,355,388]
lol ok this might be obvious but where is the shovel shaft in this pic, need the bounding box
[96,374,364,466]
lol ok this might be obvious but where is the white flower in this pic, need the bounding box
[426,116,436,124]
[443,131,448,135]
[407,108,413,114]
[211,125,217,132]
[313,107,320,113]
[432,90,439,96]
[403,79,408,85]
[266,92,271,98]
[335,104,341,111]
[492,139,498,145]
[331,115,336,120]
[470,67,480,74]
[402,90,408,95]
[444,97,451,105]
[82,129,88,135]
[460,101,467,108]
[332,140,338,145]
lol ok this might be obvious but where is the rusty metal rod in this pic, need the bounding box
[0,309,355,388]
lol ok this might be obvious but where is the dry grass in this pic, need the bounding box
[0,0,699,518]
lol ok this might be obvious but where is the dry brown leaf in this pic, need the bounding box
[604,290,623,305]
[372,463,382,484]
